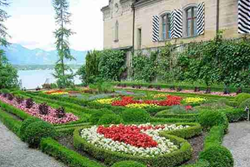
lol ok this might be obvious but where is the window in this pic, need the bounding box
[162,13,171,40]
[186,7,197,37]
[137,28,142,49]
[115,21,119,42]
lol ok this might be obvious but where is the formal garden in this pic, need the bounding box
[1,33,250,167]
[1,81,250,167]
[0,0,249,166]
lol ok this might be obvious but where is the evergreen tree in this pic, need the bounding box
[0,0,18,89]
[52,0,75,88]
[0,0,9,65]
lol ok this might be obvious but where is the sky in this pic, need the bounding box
[5,0,109,51]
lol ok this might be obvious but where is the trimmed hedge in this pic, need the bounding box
[98,114,123,125]
[150,117,197,123]
[25,121,56,148]
[239,98,250,109]
[0,109,22,136]
[111,161,146,167]
[235,93,250,106]
[198,110,229,130]
[89,109,114,124]
[155,110,198,120]
[161,123,202,139]
[73,127,192,167]
[0,101,32,120]
[40,138,104,167]
[180,160,209,167]
[221,108,246,122]
[199,145,234,167]
[203,125,224,149]
[20,118,42,141]
[121,108,150,123]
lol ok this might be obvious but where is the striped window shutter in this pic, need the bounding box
[170,9,183,39]
[152,15,160,42]
[197,2,205,35]
[238,0,250,34]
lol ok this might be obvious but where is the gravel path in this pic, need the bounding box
[223,122,250,167]
[0,121,66,167]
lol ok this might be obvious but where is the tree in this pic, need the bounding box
[0,0,10,66]
[0,0,19,89]
[52,0,75,88]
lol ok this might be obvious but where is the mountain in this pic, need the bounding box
[3,44,87,65]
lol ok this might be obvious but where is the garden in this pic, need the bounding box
[0,84,250,167]
[1,34,250,167]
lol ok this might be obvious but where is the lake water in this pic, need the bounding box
[18,70,81,89]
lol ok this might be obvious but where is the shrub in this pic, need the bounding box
[235,93,250,106]
[220,108,246,122]
[40,138,103,167]
[25,121,56,148]
[98,114,123,125]
[20,118,41,141]
[56,107,66,118]
[198,110,228,130]
[239,98,250,109]
[199,145,234,167]
[121,108,150,123]
[39,103,49,115]
[203,125,224,149]
[89,108,114,124]
[7,94,14,101]
[112,161,146,167]
[180,160,209,167]
[16,96,24,104]
[26,98,34,109]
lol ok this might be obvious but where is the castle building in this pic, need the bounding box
[101,0,249,51]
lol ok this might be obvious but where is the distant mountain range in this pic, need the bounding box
[3,44,87,65]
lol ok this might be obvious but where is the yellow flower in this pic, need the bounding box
[183,97,206,104]
[125,103,159,109]
[95,98,115,104]
[153,94,169,98]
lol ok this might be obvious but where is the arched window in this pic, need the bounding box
[186,7,197,37]
[162,13,171,40]
[115,21,119,41]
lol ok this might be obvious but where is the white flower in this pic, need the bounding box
[80,123,189,157]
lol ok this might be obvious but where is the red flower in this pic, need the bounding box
[111,95,182,107]
[185,105,193,110]
[97,124,159,148]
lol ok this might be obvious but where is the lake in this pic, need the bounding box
[18,70,81,89]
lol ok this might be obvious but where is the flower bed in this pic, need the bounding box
[44,90,69,95]
[80,123,189,157]
[74,124,193,167]
[110,95,182,108]
[0,95,78,124]
[183,97,206,104]
[94,98,117,104]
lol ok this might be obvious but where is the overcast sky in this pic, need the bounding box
[5,0,108,51]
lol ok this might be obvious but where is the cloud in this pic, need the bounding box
[5,0,109,51]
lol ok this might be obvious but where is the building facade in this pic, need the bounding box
[102,0,248,51]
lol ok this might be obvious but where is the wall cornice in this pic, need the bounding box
[134,0,162,9]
